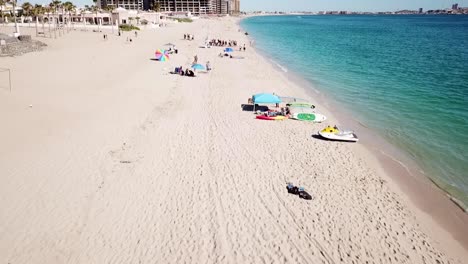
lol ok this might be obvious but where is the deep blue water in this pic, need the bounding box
[241,15,468,206]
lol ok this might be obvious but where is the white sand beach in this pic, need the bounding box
[0,18,467,263]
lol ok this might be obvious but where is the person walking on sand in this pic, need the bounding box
[134,31,138,38]
[194,55,198,64]
[206,61,211,71]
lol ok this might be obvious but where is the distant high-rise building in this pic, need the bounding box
[152,0,216,14]
[214,0,240,15]
[212,0,228,14]
[418,8,423,13]
[452,3,459,10]
[229,0,240,14]
[101,0,240,14]
[98,0,145,10]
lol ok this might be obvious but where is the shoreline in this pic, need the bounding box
[240,14,468,211]
[238,16,468,250]
[1,18,467,263]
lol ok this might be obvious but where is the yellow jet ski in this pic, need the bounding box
[318,126,359,142]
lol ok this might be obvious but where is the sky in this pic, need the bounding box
[18,0,468,11]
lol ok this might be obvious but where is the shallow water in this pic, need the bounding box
[241,15,468,206]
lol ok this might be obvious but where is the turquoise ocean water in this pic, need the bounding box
[241,15,468,206]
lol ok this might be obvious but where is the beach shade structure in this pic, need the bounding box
[252,93,282,112]
[164,43,176,46]
[191,64,205,70]
[224,47,234,52]
[155,49,169,61]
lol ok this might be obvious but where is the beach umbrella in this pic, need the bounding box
[252,93,282,104]
[252,93,282,112]
[224,47,234,52]
[191,64,205,70]
[155,49,169,61]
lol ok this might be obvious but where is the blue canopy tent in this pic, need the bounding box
[252,93,282,112]
[191,64,205,70]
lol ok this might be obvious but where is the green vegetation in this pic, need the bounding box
[21,2,33,17]
[119,24,140,31]
[175,18,193,23]
[151,1,160,12]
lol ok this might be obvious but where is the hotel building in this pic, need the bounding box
[98,0,145,11]
[98,0,240,15]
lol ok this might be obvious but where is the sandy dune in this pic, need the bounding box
[0,18,467,263]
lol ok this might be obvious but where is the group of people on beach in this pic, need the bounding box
[184,34,195,40]
[167,46,178,54]
[209,39,238,47]
[173,66,195,77]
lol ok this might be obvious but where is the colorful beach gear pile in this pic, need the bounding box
[249,93,358,142]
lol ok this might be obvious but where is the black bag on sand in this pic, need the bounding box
[299,191,312,200]
[287,183,299,195]
[287,183,312,200]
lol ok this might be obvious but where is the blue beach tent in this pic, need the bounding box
[191,63,205,70]
[224,47,234,52]
[252,93,282,111]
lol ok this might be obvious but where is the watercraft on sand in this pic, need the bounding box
[256,115,287,121]
[318,126,359,142]
[287,102,315,109]
[292,113,326,122]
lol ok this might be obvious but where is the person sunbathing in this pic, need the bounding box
[171,66,183,75]
[185,69,195,77]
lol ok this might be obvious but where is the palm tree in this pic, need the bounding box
[82,5,90,31]
[104,5,115,34]
[152,1,160,12]
[62,1,75,32]
[49,0,61,37]
[6,0,20,35]
[91,5,99,31]
[21,2,33,27]
[128,16,134,25]
[44,5,52,37]
[135,16,140,25]
[0,0,5,24]
[32,4,46,37]
[92,0,99,32]
[31,4,42,35]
